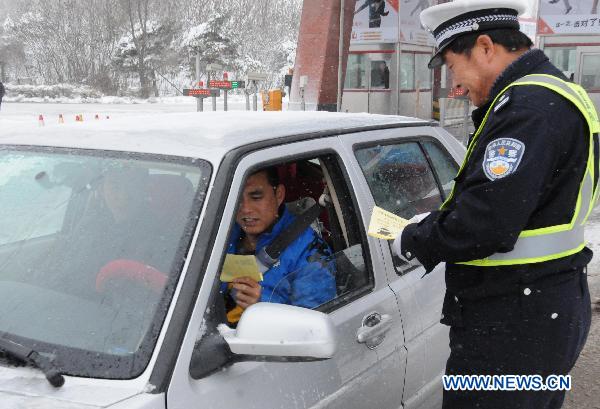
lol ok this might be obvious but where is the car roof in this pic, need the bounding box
[0,111,429,163]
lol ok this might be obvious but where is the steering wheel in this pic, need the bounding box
[96,259,167,294]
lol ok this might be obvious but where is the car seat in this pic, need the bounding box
[277,162,331,240]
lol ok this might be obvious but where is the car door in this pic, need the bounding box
[166,136,406,409]
[339,126,464,409]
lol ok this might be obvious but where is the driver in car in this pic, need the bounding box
[222,167,336,324]
[47,164,173,298]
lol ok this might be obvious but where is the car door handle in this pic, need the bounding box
[357,313,393,348]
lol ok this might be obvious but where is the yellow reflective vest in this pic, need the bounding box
[442,74,600,267]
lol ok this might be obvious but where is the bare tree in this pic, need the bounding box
[2,0,303,94]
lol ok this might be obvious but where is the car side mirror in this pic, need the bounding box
[222,303,336,359]
[190,302,337,380]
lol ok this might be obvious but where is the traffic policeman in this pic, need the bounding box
[392,1,595,408]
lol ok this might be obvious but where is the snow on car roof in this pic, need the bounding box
[0,111,428,163]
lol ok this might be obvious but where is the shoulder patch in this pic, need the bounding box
[482,138,525,181]
[493,91,511,113]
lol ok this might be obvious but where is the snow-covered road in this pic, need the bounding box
[0,98,255,128]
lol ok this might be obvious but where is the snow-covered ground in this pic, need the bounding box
[4,93,256,107]
[0,98,263,128]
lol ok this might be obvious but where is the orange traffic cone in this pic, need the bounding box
[38,114,45,127]
[58,114,64,124]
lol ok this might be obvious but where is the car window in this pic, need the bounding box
[355,141,444,273]
[422,140,459,199]
[220,154,373,326]
[355,142,443,219]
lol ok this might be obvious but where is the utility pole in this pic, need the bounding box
[206,64,223,111]
[253,86,258,111]
[396,0,402,115]
[196,53,203,112]
[223,73,228,112]
[337,0,345,112]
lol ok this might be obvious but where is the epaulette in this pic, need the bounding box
[493,89,513,113]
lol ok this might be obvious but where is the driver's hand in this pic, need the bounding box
[232,277,262,309]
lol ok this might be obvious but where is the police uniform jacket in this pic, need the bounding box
[400,49,593,326]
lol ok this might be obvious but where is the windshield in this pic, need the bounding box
[0,146,210,379]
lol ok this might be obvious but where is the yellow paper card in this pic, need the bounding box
[219,254,264,282]
[368,206,410,240]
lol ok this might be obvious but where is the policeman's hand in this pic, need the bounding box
[408,212,430,224]
[391,234,411,263]
[232,277,262,309]
[390,212,430,263]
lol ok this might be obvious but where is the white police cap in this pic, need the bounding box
[420,0,527,69]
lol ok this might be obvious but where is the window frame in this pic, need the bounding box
[344,53,369,90]
[353,136,448,212]
[579,52,600,92]
[400,51,433,92]
[317,153,376,311]
[352,136,454,274]
[420,138,460,202]
[545,46,577,75]
[217,150,377,317]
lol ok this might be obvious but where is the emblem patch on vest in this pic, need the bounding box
[482,138,525,181]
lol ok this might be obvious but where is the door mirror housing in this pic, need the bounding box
[221,303,337,359]
[190,302,337,380]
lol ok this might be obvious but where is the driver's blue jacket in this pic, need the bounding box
[223,207,336,308]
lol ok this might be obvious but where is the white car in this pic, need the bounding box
[0,111,464,409]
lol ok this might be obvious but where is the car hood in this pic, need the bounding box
[0,364,144,408]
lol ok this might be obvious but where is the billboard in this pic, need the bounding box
[538,0,600,34]
[350,0,435,45]
[351,0,399,43]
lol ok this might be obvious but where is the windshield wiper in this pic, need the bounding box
[0,335,65,387]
